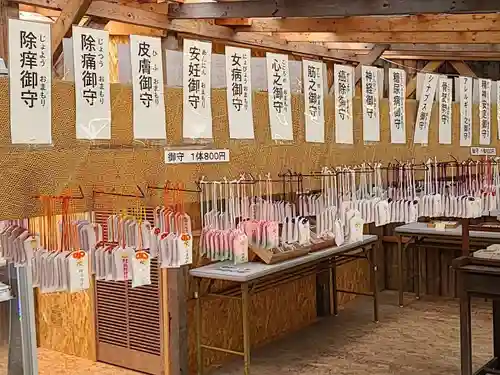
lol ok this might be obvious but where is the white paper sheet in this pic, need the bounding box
[438,77,453,145]
[9,19,52,144]
[334,64,354,144]
[183,39,212,139]
[73,26,111,140]
[130,35,166,140]
[303,60,325,143]
[414,73,438,145]
[361,65,380,142]
[459,76,473,147]
[225,46,254,139]
[478,78,492,145]
[388,68,406,144]
[266,52,293,141]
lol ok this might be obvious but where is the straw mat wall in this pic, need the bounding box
[0,78,495,372]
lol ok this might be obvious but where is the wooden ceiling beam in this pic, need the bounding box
[51,0,92,60]
[275,31,500,44]
[383,50,500,61]
[104,21,164,36]
[406,61,444,98]
[215,18,252,26]
[354,44,388,84]
[12,0,354,61]
[241,14,500,33]
[167,0,500,19]
[450,61,477,77]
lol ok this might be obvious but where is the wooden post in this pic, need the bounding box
[461,218,470,257]
[167,267,189,375]
[0,1,19,63]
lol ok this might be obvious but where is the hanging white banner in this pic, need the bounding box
[9,19,52,144]
[225,46,254,139]
[388,68,406,144]
[334,64,354,144]
[130,35,166,140]
[266,52,293,140]
[459,76,473,146]
[438,77,453,145]
[303,59,325,143]
[479,78,492,145]
[73,26,111,140]
[414,73,438,145]
[361,65,380,142]
[183,39,212,139]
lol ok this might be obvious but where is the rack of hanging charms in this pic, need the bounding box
[198,173,311,265]
[92,185,153,288]
[298,162,421,246]
[0,219,33,268]
[29,188,97,293]
[295,165,375,251]
[422,157,500,229]
[376,161,421,226]
[147,181,195,269]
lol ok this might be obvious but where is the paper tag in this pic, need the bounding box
[68,250,90,293]
[177,234,193,266]
[165,149,229,164]
[131,250,151,288]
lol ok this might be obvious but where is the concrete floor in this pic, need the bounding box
[29,291,494,375]
[211,292,493,375]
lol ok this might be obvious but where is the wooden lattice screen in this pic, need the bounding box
[93,209,163,375]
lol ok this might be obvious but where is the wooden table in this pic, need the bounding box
[394,222,500,307]
[190,235,379,375]
[453,256,500,375]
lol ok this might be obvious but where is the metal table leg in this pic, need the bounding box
[369,245,379,323]
[195,278,203,375]
[241,283,251,375]
[416,244,421,300]
[330,259,338,316]
[397,234,404,307]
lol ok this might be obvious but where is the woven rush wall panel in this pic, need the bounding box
[0,77,495,220]
[1,77,493,371]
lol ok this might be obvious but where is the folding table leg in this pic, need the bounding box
[241,283,251,375]
[397,235,404,307]
[195,278,203,375]
[369,245,379,322]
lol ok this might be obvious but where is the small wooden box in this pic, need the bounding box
[250,245,310,265]
[427,221,459,229]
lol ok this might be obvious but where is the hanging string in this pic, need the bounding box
[380,57,476,78]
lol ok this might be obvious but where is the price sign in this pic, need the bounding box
[165,149,230,164]
[470,147,496,156]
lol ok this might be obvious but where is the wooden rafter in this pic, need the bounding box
[406,61,444,98]
[215,18,252,26]
[354,44,388,84]
[273,32,500,44]
[450,61,477,77]
[383,50,500,61]
[240,14,500,33]
[51,0,92,60]
[167,0,500,19]
[11,0,355,62]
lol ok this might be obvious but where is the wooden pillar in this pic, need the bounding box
[167,267,188,375]
[0,1,19,62]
